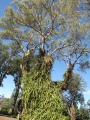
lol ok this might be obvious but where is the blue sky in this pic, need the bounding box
[0,0,90,103]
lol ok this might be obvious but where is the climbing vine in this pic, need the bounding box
[21,56,68,120]
[61,64,74,91]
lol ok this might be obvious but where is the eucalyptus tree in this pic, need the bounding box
[0,0,89,119]
[59,19,90,90]
[0,0,82,70]
[0,0,87,83]
[50,0,90,91]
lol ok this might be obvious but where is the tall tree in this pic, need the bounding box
[0,0,89,119]
[0,0,89,79]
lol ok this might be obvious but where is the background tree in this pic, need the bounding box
[0,94,4,105]
[62,73,85,107]
[76,103,90,120]
[0,39,37,114]
[0,95,11,115]
[0,41,9,86]
[61,73,86,120]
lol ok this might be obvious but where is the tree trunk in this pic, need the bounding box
[68,102,76,120]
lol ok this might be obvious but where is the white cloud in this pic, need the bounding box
[83,90,90,95]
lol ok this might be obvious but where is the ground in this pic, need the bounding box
[0,116,16,120]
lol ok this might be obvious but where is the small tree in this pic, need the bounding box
[62,73,86,120]
[62,73,85,107]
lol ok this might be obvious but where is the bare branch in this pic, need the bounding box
[26,33,34,50]
[13,38,25,55]
[51,44,68,54]
[73,40,90,66]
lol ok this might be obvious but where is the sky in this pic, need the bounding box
[0,0,90,103]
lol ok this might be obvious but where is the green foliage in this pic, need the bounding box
[0,96,12,114]
[21,58,68,120]
[76,104,90,120]
[61,65,74,91]
[0,41,9,85]
[0,0,83,59]
[62,73,85,107]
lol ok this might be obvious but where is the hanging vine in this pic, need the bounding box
[61,64,74,91]
[20,55,67,120]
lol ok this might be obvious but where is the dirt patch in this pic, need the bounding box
[0,116,16,120]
